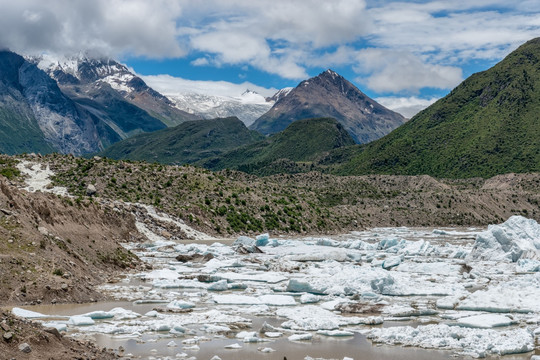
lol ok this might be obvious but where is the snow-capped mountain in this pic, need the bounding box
[32,54,198,129]
[165,89,274,126]
[36,54,135,89]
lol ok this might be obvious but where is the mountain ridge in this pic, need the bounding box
[330,37,540,178]
[100,117,265,164]
[201,117,356,175]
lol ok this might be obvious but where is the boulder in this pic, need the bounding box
[86,184,97,196]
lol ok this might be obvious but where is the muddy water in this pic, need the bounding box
[22,302,456,360]
[21,301,536,360]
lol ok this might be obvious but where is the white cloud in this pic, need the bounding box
[375,96,439,118]
[184,0,370,79]
[355,49,463,93]
[367,2,540,63]
[191,57,210,66]
[2,0,540,95]
[140,74,278,98]
[0,0,185,58]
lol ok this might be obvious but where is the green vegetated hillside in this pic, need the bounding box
[334,38,540,178]
[201,117,356,175]
[0,107,55,155]
[100,117,264,164]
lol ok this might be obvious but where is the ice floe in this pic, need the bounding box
[368,324,534,357]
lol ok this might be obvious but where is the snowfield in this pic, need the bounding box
[15,214,540,359]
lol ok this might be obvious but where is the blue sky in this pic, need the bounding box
[1,0,539,117]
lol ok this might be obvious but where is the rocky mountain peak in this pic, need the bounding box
[33,54,137,94]
[250,70,406,144]
[265,87,293,103]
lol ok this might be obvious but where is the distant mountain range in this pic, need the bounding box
[2,37,539,179]
[0,51,405,156]
[0,51,198,155]
[250,69,407,144]
[165,89,273,126]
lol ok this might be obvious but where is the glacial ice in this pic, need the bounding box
[368,324,534,357]
[255,233,270,246]
[68,316,95,326]
[167,300,196,309]
[21,213,540,358]
[316,329,354,336]
[213,294,261,305]
[288,333,313,341]
[456,314,515,328]
[12,307,64,319]
[258,294,296,306]
[456,273,540,313]
[516,258,540,272]
[467,216,540,262]
[277,305,362,331]
[42,322,68,332]
[382,255,402,269]
[300,293,320,303]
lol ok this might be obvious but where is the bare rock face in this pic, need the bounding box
[251,69,407,144]
[0,51,99,155]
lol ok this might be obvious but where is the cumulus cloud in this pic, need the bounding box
[2,0,540,95]
[375,96,439,118]
[140,74,278,98]
[184,0,370,79]
[355,49,463,93]
[0,0,185,58]
[367,1,540,62]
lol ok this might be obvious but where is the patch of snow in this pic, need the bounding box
[137,203,214,241]
[16,161,69,196]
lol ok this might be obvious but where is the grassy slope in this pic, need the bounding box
[100,117,264,164]
[0,107,55,155]
[334,38,540,178]
[202,117,356,175]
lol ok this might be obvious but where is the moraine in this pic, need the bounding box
[13,160,540,359]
